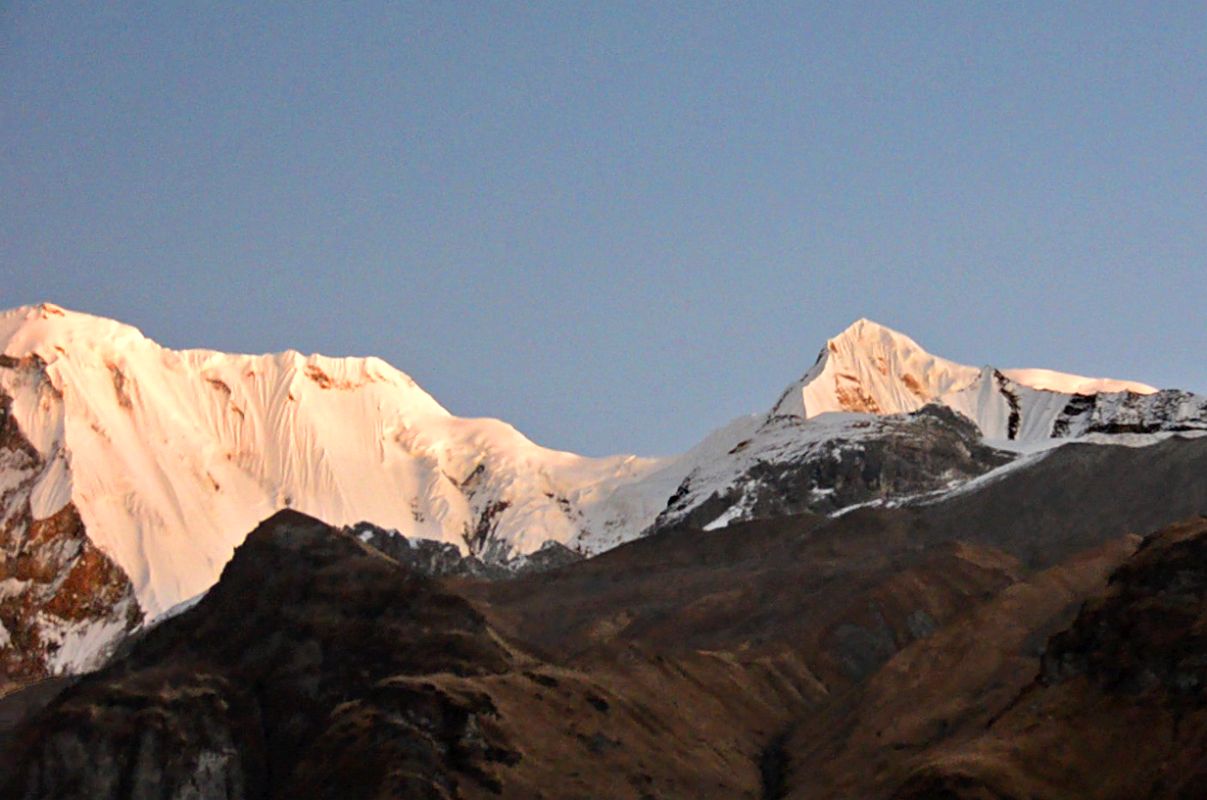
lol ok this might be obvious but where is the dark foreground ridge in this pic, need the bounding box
[1,510,516,798]
[1,511,815,799]
[4,494,1207,797]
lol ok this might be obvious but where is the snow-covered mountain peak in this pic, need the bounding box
[832,317,918,347]
[772,318,980,419]
[656,319,1204,535]
[1,302,150,361]
[0,303,677,623]
[770,318,1163,430]
[0,303,452,420]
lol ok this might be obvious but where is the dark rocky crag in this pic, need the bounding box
[1,510,515,798]
[1052,388,1207,438]
[345,522,582,580]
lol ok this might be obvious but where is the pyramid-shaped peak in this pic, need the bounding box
[775,317,1162,422]
[770,319,979,419]
[828,318,928,352]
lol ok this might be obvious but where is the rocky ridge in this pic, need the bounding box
[344,522,582,579]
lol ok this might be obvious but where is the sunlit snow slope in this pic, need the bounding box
[0,304,674,619]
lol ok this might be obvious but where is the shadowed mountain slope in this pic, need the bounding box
[1,511,819,800]
[468,436,1207,668]
[2,440,1205,798]
[891,516,1207,800]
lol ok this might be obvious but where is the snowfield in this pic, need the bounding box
[0,304,679,618]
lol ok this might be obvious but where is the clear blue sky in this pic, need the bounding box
[3,3,1205,455]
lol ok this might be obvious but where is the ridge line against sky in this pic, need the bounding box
[3,4,1205,455]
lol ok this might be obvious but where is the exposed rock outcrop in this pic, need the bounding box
[345,522,582,580]
[0,391,140,691]
[656,405,1012,532]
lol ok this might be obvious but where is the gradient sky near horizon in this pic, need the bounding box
[3,3,1205,455]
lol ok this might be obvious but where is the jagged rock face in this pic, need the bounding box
[345,522,582,580]
[0,392,140,690]
[656,405,1012,532]
[1052,388,1207,437]
[347,521,508,579]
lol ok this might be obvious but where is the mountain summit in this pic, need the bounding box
[0,303,668,615]
[773,317,1155,421]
